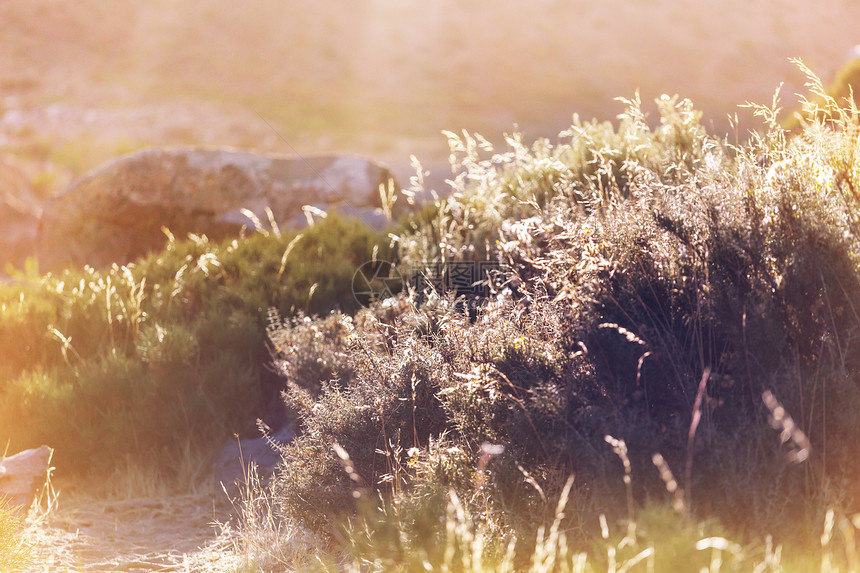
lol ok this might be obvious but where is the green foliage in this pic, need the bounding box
[0,213,388,478]
[4,61,860,568]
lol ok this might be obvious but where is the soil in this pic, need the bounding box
[20,491,243,572]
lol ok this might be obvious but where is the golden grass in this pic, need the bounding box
[224,443,860,572]
[0,497,29,573]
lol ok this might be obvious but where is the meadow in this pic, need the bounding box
[3,64,860,570]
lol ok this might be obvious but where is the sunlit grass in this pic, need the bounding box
[0,497,29,572]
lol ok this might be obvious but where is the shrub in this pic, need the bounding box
[267,69,860,561]
[0,212,389,479]
[266,311,356,400]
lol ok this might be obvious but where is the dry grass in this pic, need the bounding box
[0,498,29,573]
[225,440,860,572]
[10,452,261,573]
[214,463,327,572]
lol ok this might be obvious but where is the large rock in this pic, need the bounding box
[0,445,53,510]
[0,157,42,271]
[38,148,398,269]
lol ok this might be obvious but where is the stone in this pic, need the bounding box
[37,148,398,270]
[0,445,53,510]
[214,424,293,496]
[0,156,42,271]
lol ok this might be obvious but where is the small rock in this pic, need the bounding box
[215,425,293,495]
[0,445,53,510]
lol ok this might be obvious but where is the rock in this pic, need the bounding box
[0,156,42,271]
[38,148,399,270]
[214,424,293,495]
[0,445,53,510]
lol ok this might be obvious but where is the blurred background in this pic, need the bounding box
[1,0,859,195]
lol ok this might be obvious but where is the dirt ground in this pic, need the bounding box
[18,490,245,572]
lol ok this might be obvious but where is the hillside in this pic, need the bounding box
[1,0,859,190]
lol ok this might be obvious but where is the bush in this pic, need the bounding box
[0,212,389,479]
[267,72,860,562]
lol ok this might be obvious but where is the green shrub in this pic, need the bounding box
[271,299,451,534]
[0,213,389,479]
